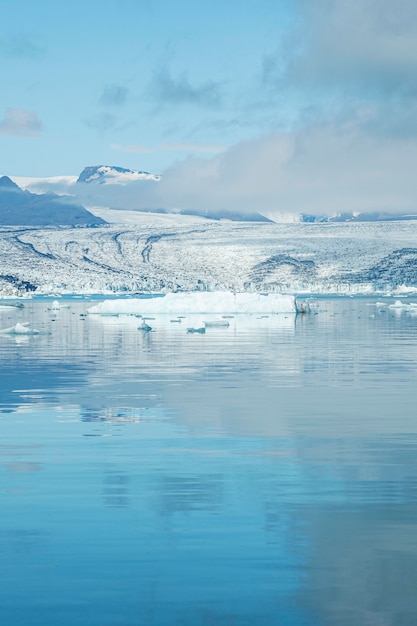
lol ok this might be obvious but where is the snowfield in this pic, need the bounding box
[1,218,417,296]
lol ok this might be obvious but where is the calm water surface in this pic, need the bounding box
[1,297,417,626]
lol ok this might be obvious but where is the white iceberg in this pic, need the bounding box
[48,300,70,310]
[204,319,230,328]
[388,300,417,310]
[0,322,40,335]
[87,292,297,316]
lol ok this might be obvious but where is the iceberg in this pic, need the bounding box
[87,292,297,315]
[388,300,417,311]
[0,322,40,335]
[204,319,230,328]
[0,302,25,309]
[48,300,70,311]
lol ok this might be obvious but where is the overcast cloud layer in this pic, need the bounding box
[149,0,417,217]
[79,0,417,217]
[3,0,417,217]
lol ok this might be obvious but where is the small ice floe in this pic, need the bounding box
[48,300,70,311]
[388,300,417,310]
[0,302,25,309]
[138,320,152,332]
[204,319,230,328]
[0,322,40,335]
[187,327,206,334]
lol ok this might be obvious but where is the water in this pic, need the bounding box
[1,297,417,625]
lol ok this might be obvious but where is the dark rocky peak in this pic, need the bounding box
[0,176,20,190]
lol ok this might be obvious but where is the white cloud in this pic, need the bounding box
[288,0,417,97]
[150,67,222,108]
[99,84,129,106]
[0,108,43,137]
[20,123,417,218]
[110,142,227,155]
[109,126,417,217]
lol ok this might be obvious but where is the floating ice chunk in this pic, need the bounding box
[138,320,152,332]
[388,300,417,309]
[87,292,297,316]
[48,300,70,310]
[0,302,25,309]
[204,319,230,328]
[0,322,40,335]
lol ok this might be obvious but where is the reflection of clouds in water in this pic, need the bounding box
[297,507,417,626]
[103,471,129,508]
[2,529,48,555]
[6,462,43,473]
[156,473,223,515]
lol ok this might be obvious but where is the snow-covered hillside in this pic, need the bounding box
[1,219,417,296]
[77,165,161,184]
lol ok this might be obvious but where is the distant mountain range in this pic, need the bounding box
[0,176,105,226]
[302,212,417,223]
[4,165,417,225]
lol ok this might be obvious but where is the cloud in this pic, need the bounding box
[85,113,117,132]
[278,0,417,99]
[24,118,404,219]
[97,124,417,217]
[99,84,129,106]
[20,119,417,218]
[0,34,44,58]
[0,108,43,137]
[110,141,227,154]
[150,67,221,107]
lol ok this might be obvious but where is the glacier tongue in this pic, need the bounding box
[87,292,297,315]
[2,220,417,296]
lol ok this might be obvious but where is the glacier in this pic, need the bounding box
[1,218,417,297]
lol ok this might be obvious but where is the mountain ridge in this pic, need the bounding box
[77,165,161,184]
[0,176,106,226]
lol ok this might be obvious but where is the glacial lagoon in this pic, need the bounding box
[1,296,417,625]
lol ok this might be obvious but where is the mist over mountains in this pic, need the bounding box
[4,163,417,225]
[0,176,105,226]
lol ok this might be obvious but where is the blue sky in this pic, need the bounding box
[1,0,297,176]
[2,0,417,216]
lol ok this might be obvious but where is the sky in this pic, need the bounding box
[2,0,417,216]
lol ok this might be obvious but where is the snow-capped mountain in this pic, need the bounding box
[77,165,161,184]
[0,176,106,226]
[1,220,417,296]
